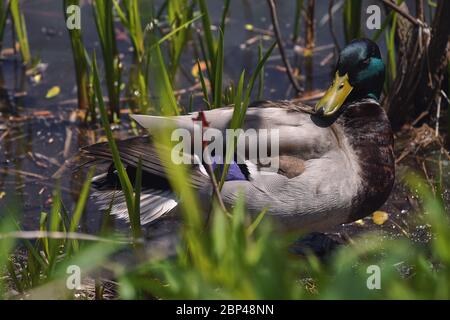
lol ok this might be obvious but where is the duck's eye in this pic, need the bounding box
[361,58,371,66]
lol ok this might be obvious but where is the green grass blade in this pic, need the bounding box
[213,30,224,108]
[133,158,143,229]
[0,215,17,297]
[113,0,144,59]
[384,13,398,86]
[197,0,215,71]
[219,70,245,189]
[343,0,362,43]
[148,42,180,115]
[197,33,213,82]
[92,53,142,241]
[149,14,202,51]
[39,212,49,257]
[219,42,276,188]
[292,0,303,42]
[242,42,277,109]
[47,186,63,276]
[10,0,31,65]
[257,41,265,100]
[0,1,11,51]
[64,0,90,110]
[93,0,121,119]
[68,167,95,253]
[197,59,211,109]
[219,0,231,35]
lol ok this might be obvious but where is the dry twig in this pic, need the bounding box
[267,0,303,93]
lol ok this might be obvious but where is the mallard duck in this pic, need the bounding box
[82,39,394,232]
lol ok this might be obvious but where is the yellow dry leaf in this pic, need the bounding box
[354,219,365,226]
[32,73,42,84]
[46,86,60,99]
[303,48,313,58]
[0,191,5,199]
[372,211,389,225]
[191,61,207,78]
[244,24,254,31]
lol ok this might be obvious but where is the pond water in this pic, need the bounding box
[0,0,448,246]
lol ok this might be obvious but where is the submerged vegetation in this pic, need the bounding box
[0,0,449,299]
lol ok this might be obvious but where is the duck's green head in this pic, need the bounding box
[315,39,385,116]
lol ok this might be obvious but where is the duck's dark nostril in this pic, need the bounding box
[316,107,324,116]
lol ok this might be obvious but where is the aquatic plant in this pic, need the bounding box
[92,53,142,242]
[343,0,362,44]
[64,0,91,111]
[10,0,31,65]
[0,173,121,299]
[92,0,122,121]
[113,0,150,114]
[196,0,230,109]
[0,0,11,51]
[166,0,194,80]
[292,0,303,43]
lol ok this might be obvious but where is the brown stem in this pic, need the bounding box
[415,0,424,21]
[380,0,424,27]
[305,0,315,50]
[386,0,450,129]
[204,162,228,215]
[267,0,303,93]
[328,0,340,53]
[414,0,450,115]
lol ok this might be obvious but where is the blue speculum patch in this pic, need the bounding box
[211,157,247,181]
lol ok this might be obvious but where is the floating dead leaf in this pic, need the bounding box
[46,86,60,99]
[372,211,389,225]
[0,191,5,199]
[303,48,313,57]
[32,110,53,117]
[14,91,27,98]
[354,219,365,226]
[31,73,42,84]
[26,63,49,76]
[191,61,207,78]
[245,24,254,31]
[1,48,15,57]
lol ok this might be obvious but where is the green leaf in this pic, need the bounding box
[92,53,142,241]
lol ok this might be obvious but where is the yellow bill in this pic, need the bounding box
[315,72,353,116]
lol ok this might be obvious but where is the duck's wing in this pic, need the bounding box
[81,136,208,189]
[81,136,210,224]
